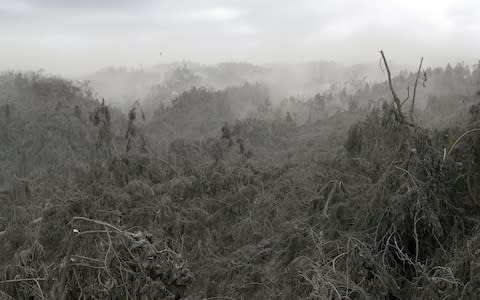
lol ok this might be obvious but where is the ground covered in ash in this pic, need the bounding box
[1,66,480,299]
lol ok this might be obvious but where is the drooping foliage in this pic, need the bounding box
[1,63,480,300]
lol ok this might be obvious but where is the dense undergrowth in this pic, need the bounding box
[0,65,480,299]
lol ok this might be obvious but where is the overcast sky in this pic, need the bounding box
[1,0,479,75]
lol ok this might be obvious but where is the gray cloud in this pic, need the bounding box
[0,0,479,75]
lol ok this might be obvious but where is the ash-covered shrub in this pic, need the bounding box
[38,206,69,256]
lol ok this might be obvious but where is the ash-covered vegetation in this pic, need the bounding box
[1,53,480,300]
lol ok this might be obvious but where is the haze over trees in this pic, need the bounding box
[2,0,480,298]
[1,51,480,299]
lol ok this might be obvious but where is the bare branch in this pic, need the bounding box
[380,50,405,124]
[323,180,339,217]
[72,216,123,233]
[410,57,424,121]
[447,128,480,157]
[380,50,399,102]
[0,278,46,284]
[400,86,410,108]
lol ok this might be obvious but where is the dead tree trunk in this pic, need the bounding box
[410,57,424,121]
[380,50,420,126]
[380,50,406,124]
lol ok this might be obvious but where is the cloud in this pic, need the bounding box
[1,0,480,74]
[179,7,242,22]
[0,0,30,14]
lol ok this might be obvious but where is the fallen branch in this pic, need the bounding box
[447,128,480,157]
[13,173,32,183]
[72,216,123,233]
[0,278,46,284]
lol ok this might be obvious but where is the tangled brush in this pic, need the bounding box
[1,216,193,299]
[57,217,193,299]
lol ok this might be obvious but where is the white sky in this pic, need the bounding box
[1,0,479,75]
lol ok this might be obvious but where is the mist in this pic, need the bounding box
[1,0,480,76]
[2,1,480,299]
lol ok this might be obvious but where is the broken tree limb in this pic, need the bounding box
[380,50,405,124]
[410,57,424,121]
[400,86,410,108]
